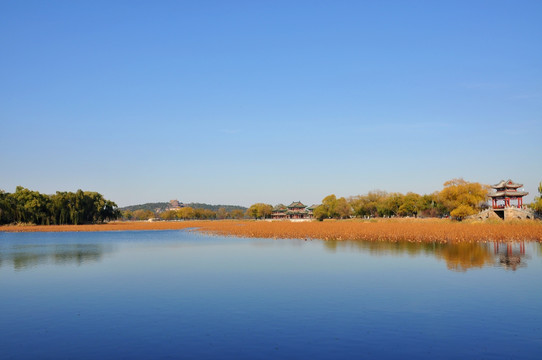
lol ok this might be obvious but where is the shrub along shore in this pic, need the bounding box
[1,219,541,243]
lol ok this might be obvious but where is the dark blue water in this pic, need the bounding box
[1,230,541,359]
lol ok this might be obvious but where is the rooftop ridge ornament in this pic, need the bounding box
[491,179,523,190]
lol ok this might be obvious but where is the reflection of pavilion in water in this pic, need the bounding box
[322,239,531,272]
[493,242,527,271]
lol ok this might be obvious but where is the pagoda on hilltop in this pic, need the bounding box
[166,199,184,211]
[489,179,528,209]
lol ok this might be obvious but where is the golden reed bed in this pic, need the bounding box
[2,219,542,243]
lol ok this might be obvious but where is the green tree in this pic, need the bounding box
[313,206,327,221]
[132,209,155,220]
[50,192,71,224]
[378,193,404,217]
[160,210,177,220]
[230,209,245,219]
[0,187,119,225]
[11,186,52,224]
[398,192,422,217]
[216,207,229,219]
[314,194,337,221]
[122,210,134,220]
[177,207,195,220]
[349,191,388,218]
[0,190,15,224]
[246,203,273,219]
[418,193,446,218]
[193,208,216,220]
[531,182,542,214]
[335,197,352,219]
[98,199,120,222]
[314,195,351,220]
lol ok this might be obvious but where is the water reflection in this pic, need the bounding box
[494,242,526,271]
[0,243,114,271]
[323,240,535,272]
[1,232,539,273]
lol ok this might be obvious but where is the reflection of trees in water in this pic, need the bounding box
[0,244,113,271]
[53,245,103,265]
[438,243,495,271]
[323,240,529,272]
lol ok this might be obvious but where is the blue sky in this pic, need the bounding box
[1,1,541,207]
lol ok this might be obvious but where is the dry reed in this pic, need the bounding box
[2,218,542,243]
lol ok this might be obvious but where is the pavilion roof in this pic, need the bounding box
[287,201,306,208]
[491,179,523,189]
[488,190,529,198]
[307,204,319,210]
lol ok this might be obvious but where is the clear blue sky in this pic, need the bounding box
[1,1,541,207]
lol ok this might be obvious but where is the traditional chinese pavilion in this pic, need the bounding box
[287,201,308,219]
[271,201,316,220]
[489,179,528,209]
[271,204,288,219]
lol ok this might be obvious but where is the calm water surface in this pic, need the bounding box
[1,230,541,359]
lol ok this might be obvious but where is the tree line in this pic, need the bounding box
[119,202,246,214]
[122,207,246,221]
[532,182,542,215]
[0,186,120,225]
[315,178,490,220]
[122,203,280,221]
[5,179,536,225]
[245,179,492,221]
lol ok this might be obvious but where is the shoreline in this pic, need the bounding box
[1,219,542,243]
[0,221,199,233]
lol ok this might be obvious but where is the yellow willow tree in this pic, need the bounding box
[439,178,490,220]
[176,207,195,220]
[531,181,542,214]
[314,194,351,220]
[246,203,273,220]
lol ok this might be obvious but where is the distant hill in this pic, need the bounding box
[119,202,247,213]
[186,203,247,212]
[120,202,170,213]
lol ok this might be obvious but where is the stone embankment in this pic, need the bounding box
[472,207,536,221]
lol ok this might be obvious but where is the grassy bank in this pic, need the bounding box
[2,218,542,243]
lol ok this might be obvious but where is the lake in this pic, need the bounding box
[1,230,541,359]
